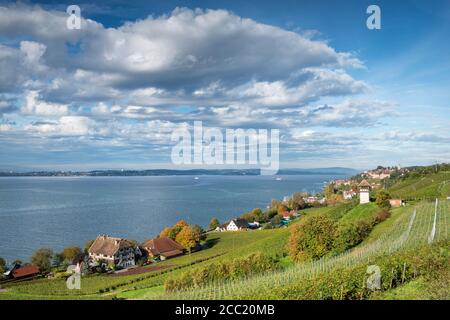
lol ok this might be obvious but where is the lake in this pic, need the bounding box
[0,174,347,262]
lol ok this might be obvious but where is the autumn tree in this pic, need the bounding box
[208,217,220,230]
[175,226,201,253]
[31,248,54,272]
[277,204,289,214]
[291,192,306,210]
[62,246,82,262]
[160,227,173,238]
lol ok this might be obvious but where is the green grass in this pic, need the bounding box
[339,202,379,224]
[0,227,291,300]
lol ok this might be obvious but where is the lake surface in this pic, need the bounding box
[0,174,347,262]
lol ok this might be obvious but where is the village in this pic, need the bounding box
[0,166,408,282]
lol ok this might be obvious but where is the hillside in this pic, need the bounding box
[388,170,450,200]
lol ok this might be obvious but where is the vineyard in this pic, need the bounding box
[149,199,450,300]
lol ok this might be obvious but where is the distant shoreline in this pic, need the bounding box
[0,168,358,177]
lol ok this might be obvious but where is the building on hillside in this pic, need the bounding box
[226,218,249,231]
[343,189,358,200]
[88,235,137,268]
[359,180,371,204]
[215,218,249,231]
[141,237,184,260]
[389,199,405,207]
[334,179,351,187]
[7,265,40,280]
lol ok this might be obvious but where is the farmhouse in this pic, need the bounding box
[141,236,184,260]
[216,218,249,231]
[226,218,249,231]
[88,235,137,268]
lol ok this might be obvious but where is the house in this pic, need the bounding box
[226,218,249,231]
[359,180,371,204]
[216,218,249,231]
[334,179,351,187]
[88,235,137,268]
[389,199,405,207]
[11,265,40,279]
[279,210,298,220]
[343,189,358,200]
[141,237,184,260]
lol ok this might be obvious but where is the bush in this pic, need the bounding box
[288,215,336,262]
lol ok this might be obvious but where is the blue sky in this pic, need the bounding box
[0,0,449,170]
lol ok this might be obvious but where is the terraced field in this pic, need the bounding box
[148,199,450,300]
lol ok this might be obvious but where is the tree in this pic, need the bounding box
[168,220,189,240]
[11,259,22,267]
[288,215,336,262]
[208,217,220,230]
[376,190,391,209]
[160,227,173,238]
[291,192,306,210]
[84,239,95,253]
[175,226,201,253]
[270,214,282,226]
[31,248,54,272]
[277,204,288,214]
[62,246,82,262]
[190,224,206,241]
[0,257,5,273]
[52,252,64,267]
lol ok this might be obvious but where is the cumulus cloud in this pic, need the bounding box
[21,91,69,116]
[0,4,410,167]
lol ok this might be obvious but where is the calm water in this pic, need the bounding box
[0,174,346,262]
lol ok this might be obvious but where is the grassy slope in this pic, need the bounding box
[0,228,290,300]
[388,171,450,200]
[339,202,378,224]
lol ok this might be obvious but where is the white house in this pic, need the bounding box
[359,180,371,204]
[88,235,137,269]
[226,218,249,231]
[216,218,249,231]
[343,189,357,200]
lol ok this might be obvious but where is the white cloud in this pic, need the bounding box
[21,91,69,116]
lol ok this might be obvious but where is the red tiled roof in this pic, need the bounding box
[12,265,39,279]
[142,236,184,256]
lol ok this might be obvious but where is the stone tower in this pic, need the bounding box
[359,179,371,204]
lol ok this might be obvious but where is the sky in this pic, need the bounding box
[0,0,449,171]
